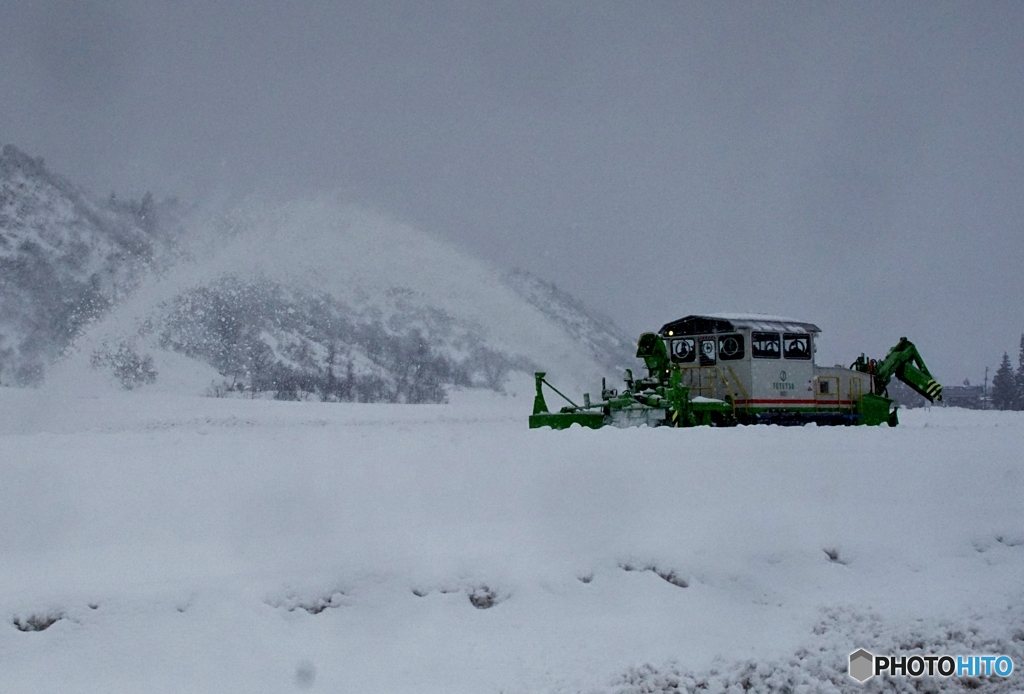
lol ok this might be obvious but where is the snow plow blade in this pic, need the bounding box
[528,412,605,430]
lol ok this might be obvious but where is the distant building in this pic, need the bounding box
[886,378,929,409]
[942,384,985,409]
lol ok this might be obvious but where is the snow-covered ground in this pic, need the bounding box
[2,387,1023,693]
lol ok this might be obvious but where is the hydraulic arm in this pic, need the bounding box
[852,337,943,403]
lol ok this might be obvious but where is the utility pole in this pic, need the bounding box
[984,366,990,409]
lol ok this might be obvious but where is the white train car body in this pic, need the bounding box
[659,314,873,419]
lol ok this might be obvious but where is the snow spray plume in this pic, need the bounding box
[47,197,619,398]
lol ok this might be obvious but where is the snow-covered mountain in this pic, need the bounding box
[1,147,635,399]
[0,145,179,385]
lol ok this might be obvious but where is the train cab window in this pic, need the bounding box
[670,338,696,363]
[783,333,811,360]
[699,337,716,365]
[718,334,745,360]
[751,331,781,359]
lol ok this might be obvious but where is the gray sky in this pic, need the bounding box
[2,0,1022,383]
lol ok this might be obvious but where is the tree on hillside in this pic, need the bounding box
[992,352,1016,410]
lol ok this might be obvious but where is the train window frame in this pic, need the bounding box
[751,331,781,359]
[718,333,745,361]
[783,332,812,360]
[670,337,696,363]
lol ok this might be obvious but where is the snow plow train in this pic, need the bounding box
[530,314,942,429]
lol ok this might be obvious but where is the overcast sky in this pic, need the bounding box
[2,1,1022,382]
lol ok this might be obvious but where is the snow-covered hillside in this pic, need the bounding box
[1,389,1022,693]
[0,145,176,385]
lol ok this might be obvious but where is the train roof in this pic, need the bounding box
[658,313,821,337]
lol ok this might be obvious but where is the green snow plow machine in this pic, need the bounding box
[530,314,942,430]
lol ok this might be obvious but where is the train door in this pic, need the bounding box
[749,331,781,407]
[779,332,815,408]
[697,336,717,397]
